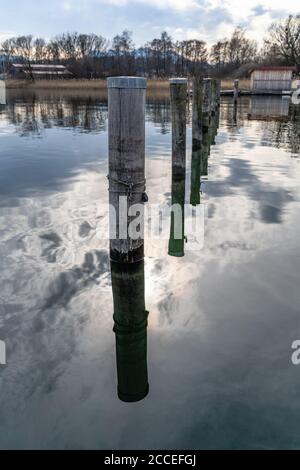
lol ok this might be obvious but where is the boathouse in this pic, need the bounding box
[250,66,296,93]
[10,63,72,79]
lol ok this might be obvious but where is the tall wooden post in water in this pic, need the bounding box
[192,76,203,147]
[108,76,149,402]
[190,76,203,206]
[107,77,147,264]
[170,78,188,177]
[169,78,187,257]
[233,79,239,103]
[0,81,6,106]
[216,80,221,108]
[210,79,218,115]
[203,78,212,130]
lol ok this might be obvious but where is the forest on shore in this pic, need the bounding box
[0,14,299,79]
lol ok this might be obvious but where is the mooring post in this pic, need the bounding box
[203,78,212,130]
[211,79,218,115]
[192,76,203,147]
[111,260,149,402]
[190,149,201,206]
[201,128,210,178]
[210,107,220,146]
[190,76,203,206]
[168,78,187,257]
[107,76,147,264]
[170,78,188,178]
[216,79,221,108]
[0,80,6,106]
[233,79,239,103]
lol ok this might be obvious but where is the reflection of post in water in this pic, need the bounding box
[169,174,185,257]
[111,261,149,402]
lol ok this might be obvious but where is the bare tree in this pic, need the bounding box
[264,15,300,65]
[34,38,48,63]
[1,38,16,72]
[13,36,35,79]
[112,30,134,75]
[227,28,257,66]
[47,40,61,63]
[210,40,228,69]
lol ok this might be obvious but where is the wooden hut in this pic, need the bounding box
[250,66,295,93]
[10,64,72,79]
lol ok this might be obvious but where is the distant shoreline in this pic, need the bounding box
[5,78,251,91]
[5,78,170,91]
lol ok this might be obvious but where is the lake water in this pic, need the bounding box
[0,90,300,450]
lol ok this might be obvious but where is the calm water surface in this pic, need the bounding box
[0,90,300,449]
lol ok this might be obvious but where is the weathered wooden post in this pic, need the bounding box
[201,128,210,178]
[190,150,201,206]
[0,80,6,106]
[209,111,219,147]
[170,78,188,178]
[111,260,149,402]
[233,79,239,103]
[211,79,218,115]
[168,78,187,257]
[107,77,147,264]
[192,76,203,147]
[202,78,212,130]
[190,76,203,206]
[216,79,221,108]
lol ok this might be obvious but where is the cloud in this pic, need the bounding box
[251,4,269,16]
[102,0,202,11]
[0,0,298,46]
[0,31,16,41]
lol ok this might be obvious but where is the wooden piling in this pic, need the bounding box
[192,76,203,148]
[234,79,239,103]
[107,76,147,264]
[169,78,188,178]
[203,78,212,130]
[111,260,149,402]
[190,76,203,206]
[190,149,201,206]
[216,80,221,107]
[0,80,6,106]
[211,79,218,115]
[209,112,219,146]
[201,127,210,177]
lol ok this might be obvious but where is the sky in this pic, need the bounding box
[0,0,299,46]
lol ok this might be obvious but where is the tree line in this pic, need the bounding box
[0,14,299,79]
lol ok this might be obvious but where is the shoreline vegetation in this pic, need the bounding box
[5,78,251,92]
